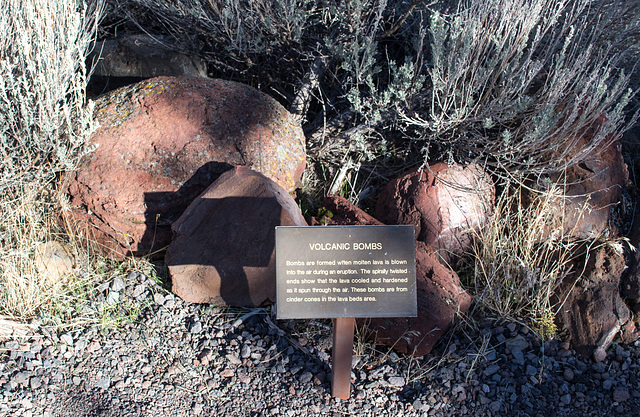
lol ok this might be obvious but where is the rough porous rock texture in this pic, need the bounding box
[555,243,636,359]
[363,241,471,357]
[543,115,628,240]
[311,195,383,226]
[375,163,494,263]
[66,76,306,258]
[166,167,307,307]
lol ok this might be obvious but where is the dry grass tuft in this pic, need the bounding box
[465,179,584,338]
[0,0,104,326]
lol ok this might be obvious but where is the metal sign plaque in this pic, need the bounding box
[275,225,417,319]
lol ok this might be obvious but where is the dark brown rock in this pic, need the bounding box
[619,192,640,314]
[362,241,471,357]
[311,195,383,226]
[555,242,634,357]
[375,163,494,263]
[87,34,208,95]
[540,114,627,240]
[92,35,207,78]
[166,166,307,307]
[66,76,306,258]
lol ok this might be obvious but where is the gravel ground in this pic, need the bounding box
[2,270,640,417]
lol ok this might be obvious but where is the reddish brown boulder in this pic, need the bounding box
[66,76,306,258]
[540,115,627,240]
[311,195,383,226]
[362,241,471,357]
[555,242,635,358]
[375,163,494,263]
[166,167,307,307]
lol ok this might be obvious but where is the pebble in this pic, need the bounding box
[563,368,574,381]
[2,270,639,417]
[190,321,202,334]
[60,334,73,346]
[153,292,165,306]
[613,388,630,403]
[299,372,313,384]
[511,348,525,365]
[593,347,607,362]
[388,376,405,387]
[95,377,110,389]
[111,277,125,292]
[484,364,500,376]
[30,377,41,389]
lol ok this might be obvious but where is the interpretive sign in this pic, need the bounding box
[275,225,417,320]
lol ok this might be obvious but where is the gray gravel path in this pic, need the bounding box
[2,271,640,416]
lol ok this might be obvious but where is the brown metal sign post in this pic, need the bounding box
[275,225,417,400]
[331,317,355,399]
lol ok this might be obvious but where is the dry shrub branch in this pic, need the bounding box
[0,0,103,321]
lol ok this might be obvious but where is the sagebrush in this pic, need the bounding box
[0,0,103,321]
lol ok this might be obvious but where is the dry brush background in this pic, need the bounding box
[1,0,640,341]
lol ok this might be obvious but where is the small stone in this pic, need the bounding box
[106,291,120,305]
[237,371,251,385]
[167,365,180,375]
[190,321,202,334]
[29,342,42,354]
[220,369,234,378]
[13,372,29,385]
[506,335,529,352]
[560,394,571,405]
[132,284,146,299]
[21,398,33,409]
[29,377,41,390]
[511,348,525,365]
[193,402,204,415]
[5,341,19,350]
[602,379,614,390]
[141,380,152,389]
[525,365,538,376]
[95,377,110,389]
[73,376,81,386]
[613,388,630,403]
[489,400,502,412]
[153,293,165,306]
[197,349,213,365]
[388,376,405,387]
[593,347,607,362]
[563,368,575,381]
[299,372,313,385]
[241,345,251,359]
[86,341,101,353]
[164,295,176,308]
[60,333,73,346]
[111,277,125,292]
[226,353,242,365]
[484,364,500,377]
